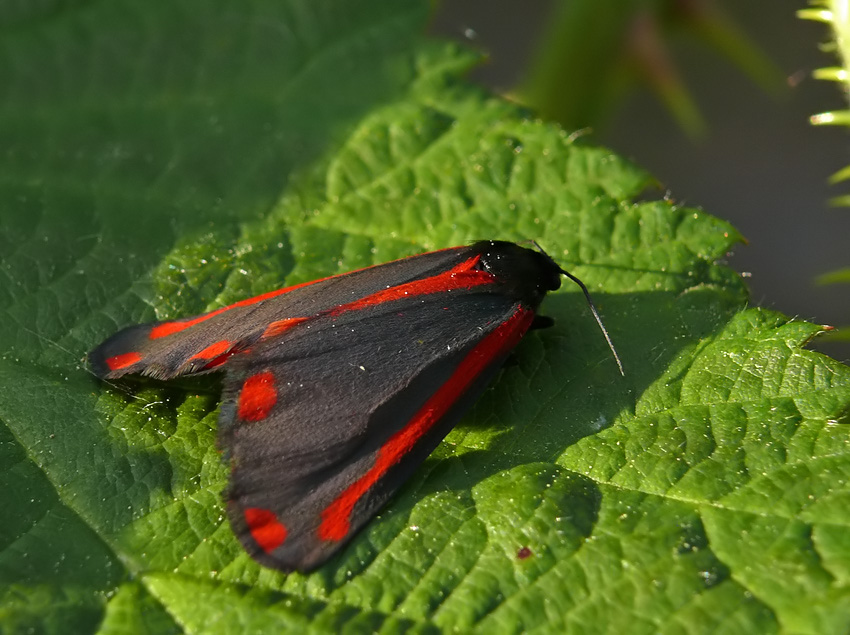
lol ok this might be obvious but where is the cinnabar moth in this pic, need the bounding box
[90,240,621,572]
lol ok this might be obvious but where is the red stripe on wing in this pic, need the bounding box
[329,256,492,316]
[147,251,478,340]
[148,278,332,339]
[317,306,535,542]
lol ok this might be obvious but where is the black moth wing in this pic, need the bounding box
[222,287,539,572]
[88,240,567,572]
[89,248,476,380]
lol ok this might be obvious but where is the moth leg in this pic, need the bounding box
[530,315,555,330]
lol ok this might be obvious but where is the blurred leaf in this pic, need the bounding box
[818,268,850,285]
[799,1,850,348]
[520,0,784,138]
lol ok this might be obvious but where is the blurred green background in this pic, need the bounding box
[431,0,850,361]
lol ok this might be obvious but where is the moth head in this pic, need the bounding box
[471,240,563,306]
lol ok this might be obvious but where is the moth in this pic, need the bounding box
[90,240,620,571]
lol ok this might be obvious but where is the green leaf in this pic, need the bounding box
[1,1,848,633]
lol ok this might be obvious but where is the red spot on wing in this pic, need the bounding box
[105,351,143,371]
[188,339,237,371]
[317,307,535,542]
[261,317,308,339]
[330,256,493,316]
[202,356,231,371]
[237,371,278,422]
[244,507,287,552]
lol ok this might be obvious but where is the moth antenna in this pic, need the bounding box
[560,269,625,376]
